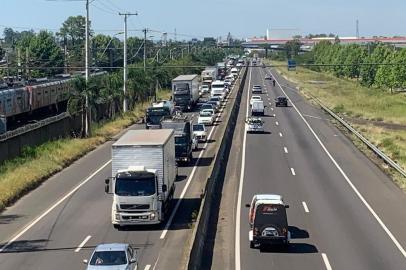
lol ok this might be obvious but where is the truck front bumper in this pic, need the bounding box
[112,210,160,225]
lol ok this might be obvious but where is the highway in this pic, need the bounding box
[0,75,240,270]
[211,64,406,269]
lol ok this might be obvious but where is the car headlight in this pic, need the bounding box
[150,212,156,220]
[115,213,120,220]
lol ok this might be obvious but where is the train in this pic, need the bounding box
[0,71,106,134]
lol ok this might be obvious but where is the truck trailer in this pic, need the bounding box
[172,74,200,111]
[106,129,177,227]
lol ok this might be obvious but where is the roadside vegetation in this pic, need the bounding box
[271,60,406,190]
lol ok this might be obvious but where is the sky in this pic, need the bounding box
[1,0,406,40]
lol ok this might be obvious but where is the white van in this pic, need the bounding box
[251,100,265,116]
[211,80,227,100]
[231,67,239,79]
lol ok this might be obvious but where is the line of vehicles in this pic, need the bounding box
[89,57,245,269]
[245,59,291,251]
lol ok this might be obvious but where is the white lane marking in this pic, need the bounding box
[0,160,111,253]
[322,253,333,270]
[160,71,239,240]
[284,147,288,153]
[271,71,406,258]
[291,168,296,176]
[235,66,252,270]
[275,121,279,126]
[279,132,283,137]
[144,265,151,270]
[302,201,310,213]
[271,107,274,111]
[303,114,324,120]
[75,235,91,253]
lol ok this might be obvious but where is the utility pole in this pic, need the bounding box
[119,12,137,113]
[84,0,90,137]
[143,28,148,71]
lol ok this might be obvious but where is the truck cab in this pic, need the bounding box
[107,167,164,226]
[145,101,173,129]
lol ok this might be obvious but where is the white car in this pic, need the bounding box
[250,95,262,106]
[246,117,264,133]
[192,124,207,142]
[83,243,137,270]
[201,85,210,94]
[252,85,262,94]
[198,109,215,126]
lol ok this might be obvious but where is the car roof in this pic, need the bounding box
[94,243,129,252]
[254,194,283,202]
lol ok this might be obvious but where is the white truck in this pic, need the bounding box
[105,129,177,227]
[172,75,200,111]
[211,80,227,101]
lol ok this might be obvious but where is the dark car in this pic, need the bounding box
[206,101,220,112]
[246,194,290,249]
[265,75,273,80]
[275,96,288,107]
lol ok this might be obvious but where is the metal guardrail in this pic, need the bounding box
[0,112,70,142]
[306,92,406,178]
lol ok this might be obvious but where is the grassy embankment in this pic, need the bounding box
[271,60,406,190]
[0,90,171,211]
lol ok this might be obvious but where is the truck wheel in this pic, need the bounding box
[250,241,255,249]
[113,224,121,230]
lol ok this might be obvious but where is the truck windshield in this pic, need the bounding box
[115,173,156,196]
[174,94,189,100]
[175,136,187,145]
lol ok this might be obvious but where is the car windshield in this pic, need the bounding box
[90,251,127,266]
[252,97,261,100]
[200,110,212,116]
[193,124,205,131]
[115,173,156,196]
[201,104,213,110]
[253,85,261,89]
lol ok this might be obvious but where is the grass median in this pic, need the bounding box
[270,60,406,190]
[0,90,170,211]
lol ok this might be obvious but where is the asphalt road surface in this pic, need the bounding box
[0,76,240,270]
[212,63,406,270]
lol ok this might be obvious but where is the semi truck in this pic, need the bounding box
[145,100,174,129]
[172,75,200,111]
[105,129,177,227]
[161,114,193,164]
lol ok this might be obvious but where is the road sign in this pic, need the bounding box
[287,59,296,71]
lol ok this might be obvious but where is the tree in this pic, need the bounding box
[375,51,396,92]
[360,44,392,86]
[285,39,302,59]
[26,31,64,78]
[58,16,90,69]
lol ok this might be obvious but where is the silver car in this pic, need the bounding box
[83,243,137,270]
